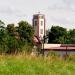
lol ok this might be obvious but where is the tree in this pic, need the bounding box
[6,35,21,53]
[66,29,75,44]
[0,28,7,53]
[48,26,67,43]
[0,20,34,54]
[7,24,16,36]
[0,20,5,29]
[5,24,20,53]
[69,29,75,38]
[18,21,34,45]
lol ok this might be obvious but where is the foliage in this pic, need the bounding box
[0,29,8,53]
[7,24,16,36]
[0,20,5,28]
[67,29,75,44]
[0,20,34,54]
[48,26,75,44]
[18,21,34,45]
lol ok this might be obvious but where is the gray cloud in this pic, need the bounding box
[48,0,75,12]
[0,0,75,29]
[0,6,27,18]
[51,16,75,25]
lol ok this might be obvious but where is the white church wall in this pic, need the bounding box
[39,19,45,40]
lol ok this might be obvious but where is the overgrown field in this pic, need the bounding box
[0,54,75,75]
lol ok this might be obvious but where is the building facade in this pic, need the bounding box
[32,13,45,41]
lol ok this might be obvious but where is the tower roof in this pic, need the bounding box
[33,12,45,17]
[33,13,45,19]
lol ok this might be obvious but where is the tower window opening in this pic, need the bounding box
[40,29,43,34]
[41,21,43,26]
[39,16,44,19]
[34,20,37,26]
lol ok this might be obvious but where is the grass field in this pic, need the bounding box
[0,54,75,75]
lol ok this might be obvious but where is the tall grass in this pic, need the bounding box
[0,54,75,75]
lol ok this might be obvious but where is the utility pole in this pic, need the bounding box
[42,35,45,56]
[66,46,67,56]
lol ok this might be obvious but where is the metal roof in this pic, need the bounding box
[42,44,75,51]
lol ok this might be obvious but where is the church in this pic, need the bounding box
[32,13,75,56]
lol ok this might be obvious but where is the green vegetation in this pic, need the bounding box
[0,54,75,75]
[0,20,34,54]
[48,26,75,44]
[0,20,75,75]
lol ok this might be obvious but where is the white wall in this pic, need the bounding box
[39,19,45,40]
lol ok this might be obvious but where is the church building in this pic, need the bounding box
[32,13,75,56]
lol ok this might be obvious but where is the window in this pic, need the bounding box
[40,29,43,34]
[39,16,44,19]
[34,16,38,19]
[34,21,37,26]
[41,21,43,26]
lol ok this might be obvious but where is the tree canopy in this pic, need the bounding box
[48,26,75,44]
[0,20,34,54]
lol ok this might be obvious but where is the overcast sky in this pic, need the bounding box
[0,0,75,29]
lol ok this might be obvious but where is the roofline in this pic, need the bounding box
[33,14,45,16]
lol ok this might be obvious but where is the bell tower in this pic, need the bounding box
[32,13,45,40]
